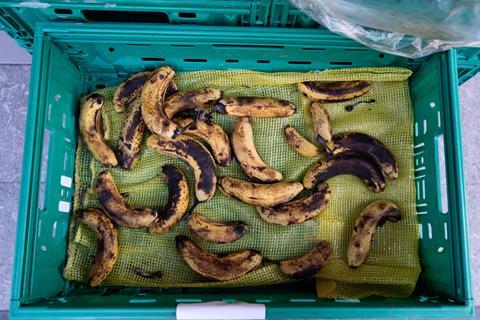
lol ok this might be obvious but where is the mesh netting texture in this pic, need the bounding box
[63,68,420,298]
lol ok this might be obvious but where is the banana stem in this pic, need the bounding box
[344,99,376,112]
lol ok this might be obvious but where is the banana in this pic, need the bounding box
[298,80,372,102]
[176,235,262,281]
[117,97,145,170]
[174,116,232,166]
[332,132,398,180]
[310,102,334,152]
[149,165,190,235]
[347,200,401,268]
[147,134,217,202]
[114,71,177,113]
[303,154,386,192]
[97,171,158,228]
[284,125,320,158]
[256,183,331,226]
[79,209,118,287]
[165,88,223,119]
[232,117,283,182]
[187,213,248,243]
[214,96,296,117]
[79,93,118,167]
[141,66,180,139]
[219,176,303,207]
[278,241,332,278]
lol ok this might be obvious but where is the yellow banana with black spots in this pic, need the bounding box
[278,241,332,278]
[298,80,372,102]
[187,213,248,243]
[165,88,222,119]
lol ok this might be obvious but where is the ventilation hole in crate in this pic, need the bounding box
[437,247,444,253]
[329,61,353,66]
[378,53,385,58]
[37,219,42,237]
[225,59,239,63]
[184,58,207,62]
[101,287,123,296]
[176,298,202,303]
[257,59,270,64]
[96,84,106,89]
[62,113,67,129]
[435,134,448,214]
[58,201,71,213]
[141,57,165,61]
[212,44,284,49]
[55,8,73,15]
[430,101,436,108]
[290,298,316,303]
[108,47,115,52]
[41,245,47,252]
[129,299,157,304]
[302,47,325,51]
[427,223,433,239]
[127,43,150,47]
[170,44,195,48]
[52,221,57,238]
[82,10,170,23]
[255,298,271,303]
[64,42,73,49]
[38,129,51,211]
[63,152,69,171]
[178,12,196,18]
[61,175,72,188]
[288,60,312,65]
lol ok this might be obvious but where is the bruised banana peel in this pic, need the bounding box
[79,209,119,287]
[214,96,296,117]
[278,241,332,278]
[176,235,262,281]
[97,171,157,228]
[347,200,401,268]
[149,164,190,235]
[79,93,118,167]
[187,213,248,243]
[298,80,372,102]
[117,97,145,170]
[284,125,320,158]
[165,88,222,119]
[310,102,334,152]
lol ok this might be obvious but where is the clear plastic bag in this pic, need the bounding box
[290,0,480,58]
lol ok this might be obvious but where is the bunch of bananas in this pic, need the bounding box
[77,66,402,286]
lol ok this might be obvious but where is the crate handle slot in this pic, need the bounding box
[435,134,449,214]
[176,301,265,320]
[82,10,170,23]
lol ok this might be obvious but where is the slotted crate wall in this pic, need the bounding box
[10,23,472,319]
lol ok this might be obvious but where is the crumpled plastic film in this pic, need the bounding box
[63,67,420,299]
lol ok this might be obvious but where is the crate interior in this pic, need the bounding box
[12,23,471,316]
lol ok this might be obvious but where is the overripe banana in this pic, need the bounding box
[298,80,372,102]
[214,96,296,117]
[256,183,331,226]
[187,213,248,243]
[147,134,217,202]
[97,171,158,228]
[278,241,332,278]
[79,93,118,167]
[149,164,190,235]
[232,117,283,182]
[332,132,398,180]
[303,154,386,192]
[79,209,118,287]
[219,176,303,207]
[174,116,231,166]
[347,200,401,268]
[165,88,223,119]
[176,235,262,281]
[284,125,320,158]
[310,102,334,152]
[141,66,180,138]
[117,97,145,170]
[114,71,177,113]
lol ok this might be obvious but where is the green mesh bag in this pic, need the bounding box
[64,67,420,299]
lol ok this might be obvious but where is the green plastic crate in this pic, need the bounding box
[9,22,472,319]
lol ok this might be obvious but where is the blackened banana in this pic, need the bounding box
[97,171,157,228]
[147,135,217,202]
[79,93,118,167]
[219,176,303,207]
[310,102,334,152]
[214,97,296,117]
[232,117,283,182]
[278,241,332,278]
[332,132,398,180]
[79,209,118,287]
[141,66,180,138]
[176,235,262,281]
[298,80,372,102]
[149,165,190,235]
[188,213,248,243]
[165,88,222,119]
[117,97,145,170]
[174,116,231,166]
[256,183,331,226]
[284,125,320,158]
[348,200,401,268]
[303,154,386,192]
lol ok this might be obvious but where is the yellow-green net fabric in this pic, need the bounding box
[63,67,420,298]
